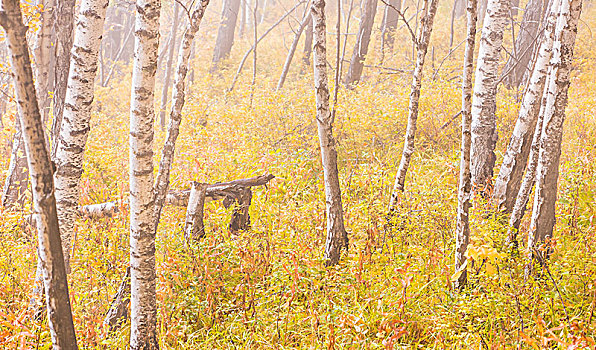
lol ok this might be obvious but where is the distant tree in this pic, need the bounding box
[454,0,478,290]
[381,0,400,54]
[311,0,348,266]
[493,0,560,215]
[277,5,312,90]
[345,0,378,86]
[528,0,582,265]
[159,2,180,129]
[302,15,313,66]
[53,0,110,273]
[469,0,510,195]
[128,0,161,346]
[211,0,241,72]
[387,0,439,214]
[501,0,547,88]
[0,0,78,347]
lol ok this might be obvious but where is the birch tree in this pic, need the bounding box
[129,0,161,345]
[387,0,439,216]
[158,2,179,129]
[53,0,110,273]
[469,0,510,192]
[528,0,581,261]
[1,120,28,207]
[345,0,378,86]
[33,0,54,123]
[381,0,400,53]
[492,0,560,214]
[454,0,477,289]
[311,0,348,266]
[0,0,77,347]
[211,0,241,71]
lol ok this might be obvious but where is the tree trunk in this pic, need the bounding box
[345,0,378,87]
[2,119,28,208]
[387,0,439,213]
[158,2,179,129]
[277,6,312,90]
[528,0,581,261]
[311,0,348,266]
[302,15,313,66]
[53,0,109,274]
[153,0,210,233]
[211,0,241,72]
[50,0,76,157]
[381,0,400,53]
[492,0,560,214]
[184,182,207,242]
[0,0,78,347]
[34,0,54,124]
[501,0,546,88]
[454,0,466,17]
[454,0,478,290]
[129,0,161,345]
[469,0,510,194]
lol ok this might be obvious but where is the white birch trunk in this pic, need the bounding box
[454,0,477,289]
[0,0,78,347]
[129,0,161,345]
[387,0,439,215]
[311,0,348,266]
[53,0,109,274]
[34,0,54,123]
[492,0,560,213]
[469,0,510,192]
[184,182,207,242]
[528,0,581,260]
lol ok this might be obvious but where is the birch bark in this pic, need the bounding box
[312,0,348,266]
[345,0,378,86]
[454,0,477,289]
[469,0,510,192]
[0,0,77,347]
[528,0,581,259]
[387,0,439,215]
[492,0,560,213]
[33,0,53,123]
[129,0,161,345]
[53,0,110,274]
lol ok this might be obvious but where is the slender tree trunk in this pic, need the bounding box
[528,0,581,261]
[381,0,400,54]
[302,15,314,66]
[153,0,210,233]
[34,0,54,124]
[158,3,179,129]
[387,0,439,214]
[129,0,161,345]
[454,0,477,290]
[277,5,312,90]
[184,182,207,242]
[0,0,78,347]
[53,0,110,274]
[311,0,348,266]
[492,0,560,214]
[211,0,241,72]
[345,0,378,87]
[454,0,466,17]
[501,0,546,88]
[469,0,510,194]
[50,0,76,157]
[2,118,28,207]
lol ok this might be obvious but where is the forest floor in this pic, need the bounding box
[1,5,596,349]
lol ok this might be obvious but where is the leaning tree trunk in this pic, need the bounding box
[492,0,560,214]
[501,0,546,88]
[129,0,161,346]
[0,0,78,347]
[387,0,439,215]
[311,0,348,266]
[53,0,110,274]
[469,0,510,194]
[158,2,179,129]
[153,0,210,233]
[454,0,477,290]
[211,0,241,72]
[33,0,54,123]
[345,0,378,87]
[50,0,76,157]
[381,0,400,53]
[2,118,28,208]
[277,6,312,90]
[528,0,581,262]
